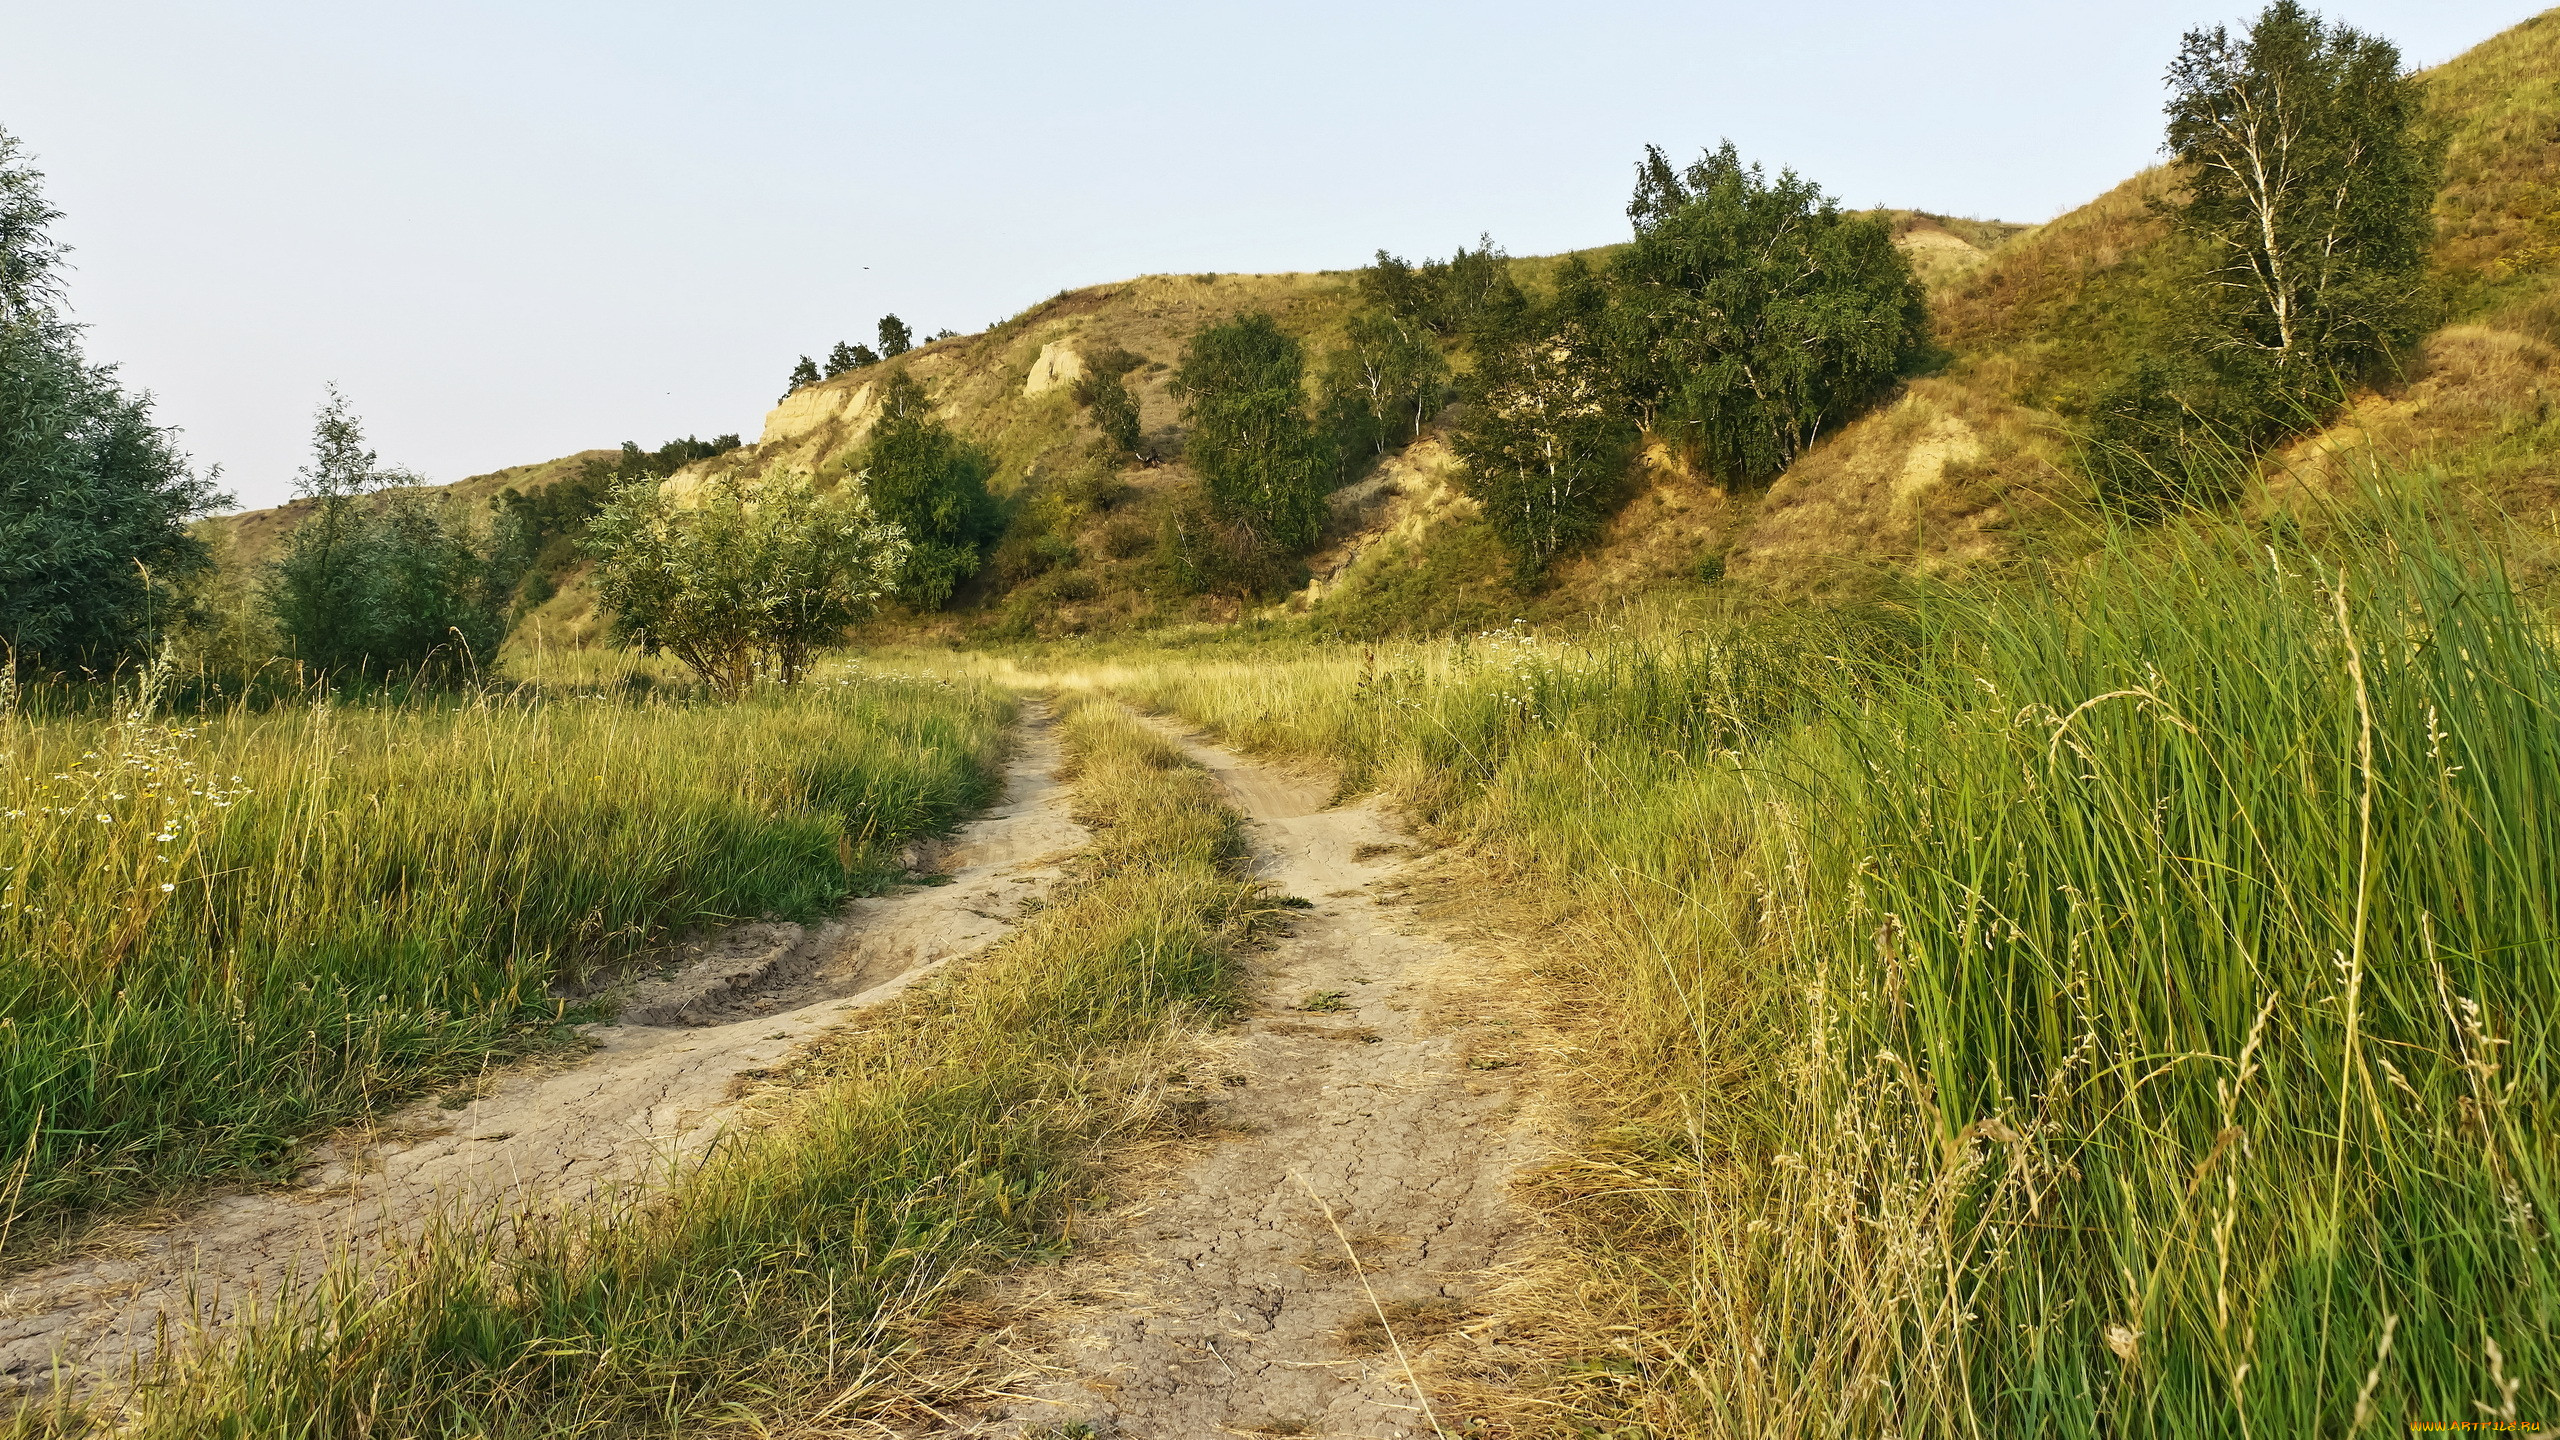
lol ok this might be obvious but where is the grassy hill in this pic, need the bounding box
[1737,10,2560,587]
[205,449,616,574]
[203,10,2560,650]
[203,216,2024,654]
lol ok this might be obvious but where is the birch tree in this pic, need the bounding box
[2164,0,2436,378]
[1449,324,1633,577]
[1321,310,1449,461]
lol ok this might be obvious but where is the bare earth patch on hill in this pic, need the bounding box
[0,710,1086,1404]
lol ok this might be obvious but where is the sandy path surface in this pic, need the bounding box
[930,714,1537,1439]
[0,709,1084,1398]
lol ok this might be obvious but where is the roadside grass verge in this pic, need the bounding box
[0,672,1006,1240]
[1097,514,2560,1433]
[107,694,1260,1438]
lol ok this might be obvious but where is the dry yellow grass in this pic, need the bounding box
[2425,9,2560,291]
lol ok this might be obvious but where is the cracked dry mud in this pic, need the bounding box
[0,708,1085,1397]
[927,716,1537,1440]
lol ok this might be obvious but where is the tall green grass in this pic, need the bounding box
[0,670,1006,1234]
[115,696,1258,1438]
[1100,517,2559,1431]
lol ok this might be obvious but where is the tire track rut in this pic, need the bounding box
[929,711,1537,1439]
[0,707,1085,1397]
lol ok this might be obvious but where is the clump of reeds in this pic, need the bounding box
[1098,505,2558,1432]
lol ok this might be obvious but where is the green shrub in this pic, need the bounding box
[863,370,1000,608]
[1170,313,1332,555]
[1613,142,1926,483]
[584,466,906,693]
[265,389,508,681]
[1071,346,1148,462]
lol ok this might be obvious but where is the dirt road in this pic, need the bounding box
[928,714,1538,1439]
[0,710,1085,1398]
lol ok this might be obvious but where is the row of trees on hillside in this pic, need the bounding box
[1148,0,2433,583]
[1443,152,1926,575]
[8,1,2433,682]
[4,112,1010,691]
[255,361,991,691]
[251,368,991,692]
[784,314,915,398]
[498,434,742,542]
[261,399,755,681]
[0,125,226,678]
[1156,146,1927,586]
[490,432,740,615]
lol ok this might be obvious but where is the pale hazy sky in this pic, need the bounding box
[1,1,2536,509]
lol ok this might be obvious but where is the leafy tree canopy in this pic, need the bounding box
[2165,0,2436,380]
[1614,142,1925,483]
[0,128,68,326]
[264,387,503,680]
[1358,235,1526,347]
[1170,312,1331,554]
[862,369,998,608]
[2085,1,2438,517]
[585,465,906,695]
[783,354,821,400]
[1449,274,1635,579]
[824,340,879,377]
[0,126,224,675]
[876,314,913,359]
[1322,310,1450,464]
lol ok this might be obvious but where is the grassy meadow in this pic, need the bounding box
[0,667,1006,1236]
[1082,507,2559,1433]
[113,695,1261,1438]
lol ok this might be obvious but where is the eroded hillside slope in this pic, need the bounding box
[201,220,2023,648]
[1735,9,2560,588]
